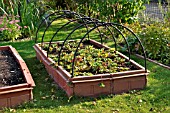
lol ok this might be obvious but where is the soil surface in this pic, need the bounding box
[0,50,26,87]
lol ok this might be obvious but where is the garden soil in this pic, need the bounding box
[0,50,25,87]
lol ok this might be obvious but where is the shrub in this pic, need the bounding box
[0,15,23,41]
[55,0,148,23]
[49,0,148,23]
[139,22,170,64]
[126,21,170,65]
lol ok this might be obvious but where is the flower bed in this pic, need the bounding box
[0,46,35,109]
[34,39,149,97]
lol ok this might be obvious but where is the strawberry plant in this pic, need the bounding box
[41,40,135,77]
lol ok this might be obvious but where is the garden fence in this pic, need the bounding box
[143,1,169,21]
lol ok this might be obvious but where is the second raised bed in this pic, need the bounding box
[0,46,35,109]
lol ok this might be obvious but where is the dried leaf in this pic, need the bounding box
[41,96,46,100]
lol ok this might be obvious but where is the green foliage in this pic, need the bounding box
[19,0,41,37]
[38,0,57,9]
[139,23,170,64]
[0,0,54,40]
[126,21,170,65]
[155,0,170,22]
[75,0,148,23]
[42,40,132,77]
[0,0,18,16]
[50,0,148,23]
[164,1,170,21]
[98,82,105,88]
[0,15,22,41]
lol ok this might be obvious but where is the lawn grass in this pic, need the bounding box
[1,19,170,113]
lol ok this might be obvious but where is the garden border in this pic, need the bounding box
[135,54,170,70]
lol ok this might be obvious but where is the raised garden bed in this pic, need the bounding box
[34,10,149,97]
[34,39,149,97]
[0,46,35,109]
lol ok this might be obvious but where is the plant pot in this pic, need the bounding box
[34,39,149,97]
[0,46,35,109]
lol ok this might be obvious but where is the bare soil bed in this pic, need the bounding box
[0,50,26,87]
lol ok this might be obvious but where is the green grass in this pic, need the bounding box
[1,19,170,113]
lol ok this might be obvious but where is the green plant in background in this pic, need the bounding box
[0,0,18,16]
[118,17,170,66]
[164,0,170,21]
[36,0,57,9]
[75,0,148,23]
[158,0,170,21]
[0,15,22,41]
[125,21,170,65]
[51,0,148,23]
[19,0,41,38]
[0,0,54,41]
[20,0,54,37]
[139,23,170,64]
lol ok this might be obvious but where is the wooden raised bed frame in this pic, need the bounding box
[34,39,149,97]
[0,46,35,109]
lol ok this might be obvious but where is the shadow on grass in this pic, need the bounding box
[131,56,170,110]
